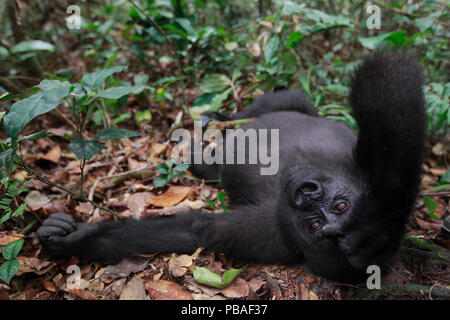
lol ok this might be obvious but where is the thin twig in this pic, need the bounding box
[16,160,122,219]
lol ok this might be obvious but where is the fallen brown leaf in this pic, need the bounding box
[147,186,190,207]
[0,232,24,246]
[221,278,249,298]
[41,145,61,163]
[119,278,149,300]
[16,257,55,276]
[146,280,193,300]
[127,192,155,214]
[24,190,50,211]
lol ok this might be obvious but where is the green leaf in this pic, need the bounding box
[135,110,152,124]
[193,266,224,288]
[210,88,232,112]
[358,31,406,49]
[94,127,142,140]
[0,46,9,58]
[81,66,127,90]
[440,168,450,183]
[3,82,72,143]
[11,40,55,53]
[133,74,149,86]
[415,13,440,32]
[0,259,20,284]
[174,163,190,172]
[13,203,26,218]
[200,74,230,93]
[265,36,280,63]
[69,139,105,160]
[17,130,50,142]
[2,239,24,260]
[157,166,169,175]
[175,18,196,36]
[153,176,167,188]
[95,86,137,99]
[217,192,227,212]
[0,149,14,173]
[203,195,215,209]
[223,268,243,286]
[37,79,71,91]
[423,196,440,220]
[114,113,132,124]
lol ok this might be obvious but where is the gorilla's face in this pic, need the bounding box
[281,166,378,281]
[281,166,403,281]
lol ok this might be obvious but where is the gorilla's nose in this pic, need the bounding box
[300,180,324,199]
[321,224,344,237]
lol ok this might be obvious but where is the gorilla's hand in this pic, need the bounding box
[338,224,399,270]
[37,213,100,258]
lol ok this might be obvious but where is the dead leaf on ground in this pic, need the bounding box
[144,199,204,217]
[98,257,148,282]
[119,277,149,300]
[221,278,249,298]
[76,202,94,215]
[127,192,155,214]
[147,186,190,208]
[416,217,441,234]
[0,232,24,246]
[16,257,55,276]
[67,289,97,300]
[24,190,51,211]
[169,248,202,277]
[128,157,147,170]
[41,145,61,163]
[42,279,57,293]
[146,280,193,300]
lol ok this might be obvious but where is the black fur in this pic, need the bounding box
[37,50,425,282]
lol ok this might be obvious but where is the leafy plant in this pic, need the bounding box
[423,196,440,220]
[1,66,142,198]
[424,82,449,136]
[154,160,190,188]
[203,191,228,212]
[0,239,24,284]
[0,178,28,224]
[193,266,243,289]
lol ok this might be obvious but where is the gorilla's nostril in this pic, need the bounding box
[300,181,323,199]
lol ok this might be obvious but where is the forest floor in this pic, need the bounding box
[0,38,449,300]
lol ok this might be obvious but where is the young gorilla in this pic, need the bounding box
[37,51,425,282]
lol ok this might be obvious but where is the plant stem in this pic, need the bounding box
[79,158,86,197]
[15,159,121,219]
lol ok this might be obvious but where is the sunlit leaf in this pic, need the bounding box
[81,66,126,90]
[12,40,55,53]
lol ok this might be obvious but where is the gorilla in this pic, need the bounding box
[37,50,425,282]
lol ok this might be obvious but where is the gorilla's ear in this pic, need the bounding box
[350,50,425,212]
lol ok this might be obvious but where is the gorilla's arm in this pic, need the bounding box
[37,209,295,265]
[339,50,426,268]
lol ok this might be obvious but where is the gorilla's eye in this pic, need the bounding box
[333,201,348,213]
[309,221,322,231]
